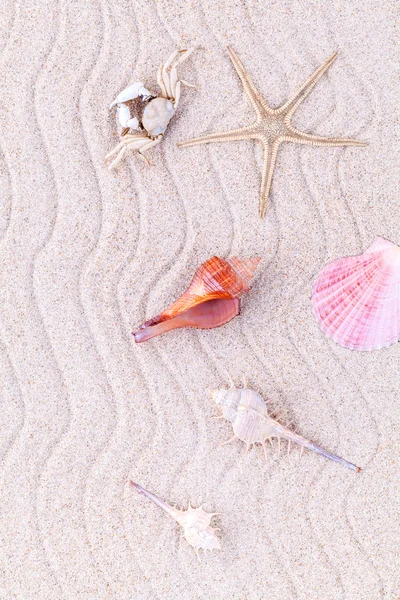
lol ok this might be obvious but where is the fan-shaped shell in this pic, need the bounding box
[312,237,400,350]
[133,256,261,343]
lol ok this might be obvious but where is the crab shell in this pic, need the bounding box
[142,97,175,137]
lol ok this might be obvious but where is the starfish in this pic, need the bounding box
[178,47,367,219]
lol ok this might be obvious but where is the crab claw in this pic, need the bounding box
[116,104,140,130]
[127,117,139,129]
[116,103,132,127]
[110,81,151,108]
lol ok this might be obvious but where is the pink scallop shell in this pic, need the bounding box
[312,237,400,351]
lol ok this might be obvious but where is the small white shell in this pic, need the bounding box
[175,504,221,552]
[130,482,221,557]
[142,97,175,137]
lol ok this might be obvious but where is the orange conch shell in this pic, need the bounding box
[133,256,261,343]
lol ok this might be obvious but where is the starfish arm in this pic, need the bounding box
[227,46,272,118]
[282,129,367,147]
[279,52,338,120]
[177,126,254,148]
[259,140,280,219]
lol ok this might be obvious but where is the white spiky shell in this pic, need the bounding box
[142,97,175,137]
[211,387,360,471]
[312,237,400,351]
[175,504,221,552]
[130,482,220,555]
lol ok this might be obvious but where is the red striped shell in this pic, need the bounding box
[133,256,261,343]
[312,237,400,351]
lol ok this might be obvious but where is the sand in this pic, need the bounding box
[0,0,399,598]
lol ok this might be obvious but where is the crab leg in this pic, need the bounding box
[161,48,195,101]
[173,81,181,109]
[170,67,178,98]
[105,136,147,161]
[107,146,128,170]
[180,80,196,88]
[137,135,163,161]
[174,48,194,67]
[219,435,238,447]
[105,140,127,161]
[163,49,180,71]
[162,52,177,98]
[157,65,168,97]
[107,138,151,170]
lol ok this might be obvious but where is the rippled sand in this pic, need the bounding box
[0,1,399,598]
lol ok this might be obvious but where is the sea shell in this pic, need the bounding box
[142,97,175,137]
[312,237,400,350]
[130,482,220,558]
[133,256,261,343]
[211,385,360,471]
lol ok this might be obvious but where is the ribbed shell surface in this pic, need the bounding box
[153,256,260,323]
[312,237,400,350]
[220,389,274,444]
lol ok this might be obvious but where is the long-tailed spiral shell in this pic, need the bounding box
[212,387,360,471]
[312,237,400,350]
[130,482,220,554]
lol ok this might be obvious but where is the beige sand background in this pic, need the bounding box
[0,0,399,598]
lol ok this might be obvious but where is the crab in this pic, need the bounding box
[105,49,195,170]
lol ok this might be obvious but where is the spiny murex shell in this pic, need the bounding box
[211,386,360,471]
[312,237,400,351]
[142,97,175,137]
[130,482,221,557]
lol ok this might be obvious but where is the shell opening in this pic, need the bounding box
[133,298,240,343]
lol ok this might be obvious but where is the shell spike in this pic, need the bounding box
[271,424,361,472]
[227,373,235,388]
[133,256,260,343]
[219,435,238,447]
[262,441,268,462]
[244,442,251,454]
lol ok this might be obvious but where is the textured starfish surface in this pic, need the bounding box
[178,47,367,218]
